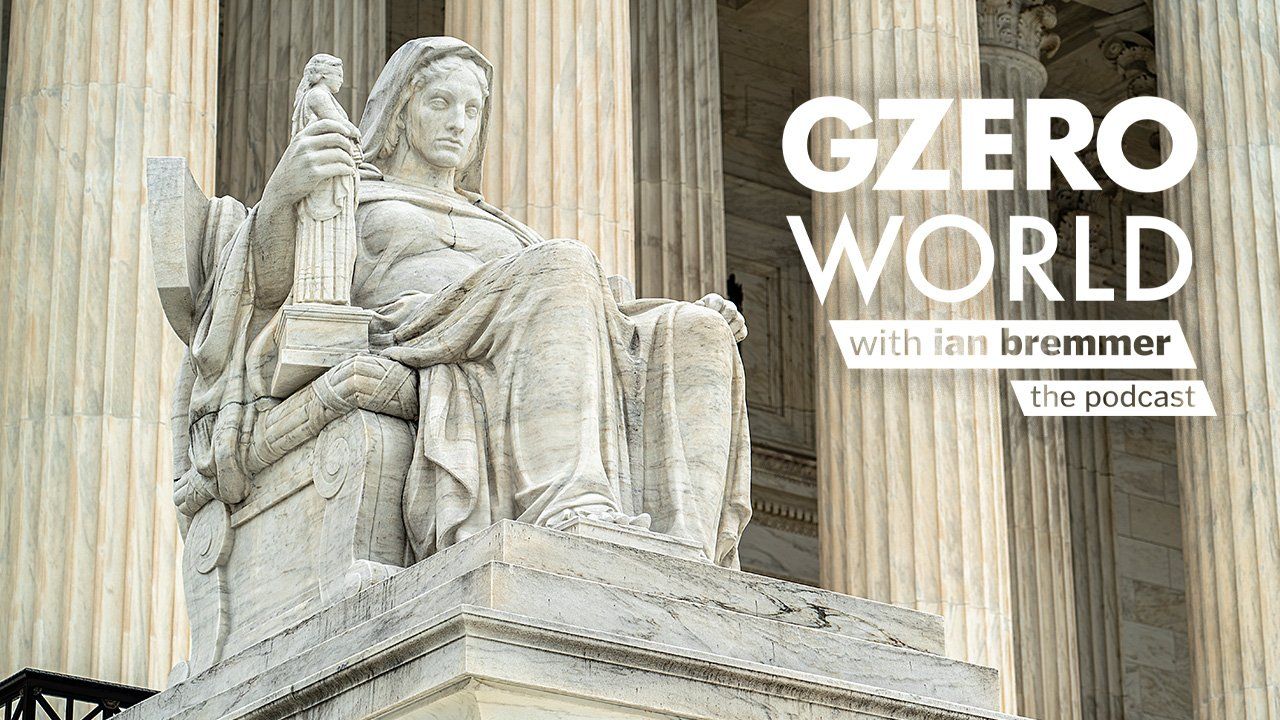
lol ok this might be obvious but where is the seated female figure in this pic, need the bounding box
[187,37,752,568]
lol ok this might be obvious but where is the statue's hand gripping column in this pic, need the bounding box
[272,54,373,396]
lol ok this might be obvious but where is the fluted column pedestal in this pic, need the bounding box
[810,1,1016,711]
[445,0,635,279]
[1155,3,1280,719]
[217,0,386,204]
[977,4,1080,719]
[632,0,725,301]
[0,0,218,686]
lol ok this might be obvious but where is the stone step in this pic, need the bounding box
[473,561,999,708]
[414,520,947,655]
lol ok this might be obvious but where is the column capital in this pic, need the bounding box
[977,0,1061,59]
[1101,31,1157,98]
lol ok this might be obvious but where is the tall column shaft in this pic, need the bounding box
[632,0,725,301]
[217,0,386,204]
[0,0,218,686]
[1064,406,1124,720]
[1054,259,1125,720]
[810,1,1016,710]
[1,0,8,157]
[977,4,1080,718]
[445,0,635,279]
[1155,3,1280,719]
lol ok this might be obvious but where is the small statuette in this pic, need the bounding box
[291,53,360,304]
[272,53,372,397]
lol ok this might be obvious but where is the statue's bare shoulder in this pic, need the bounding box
[357,196,456,256]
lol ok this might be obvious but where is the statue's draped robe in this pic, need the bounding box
[176,180,752,568]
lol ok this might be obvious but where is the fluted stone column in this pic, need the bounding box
[631,0,725,301]
[1064,416,1124,720]
[0,0,217,686]
[1,0,8,156]
[810,1,1017,710]
[217,0,386,204]
[1064,400,1124,720]
[445,0,635,279]
[1052,258,1125,720]
[1155,4,1280,719]
[977,3,1080,719]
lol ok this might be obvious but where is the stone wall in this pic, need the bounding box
[1108,301,1191,720]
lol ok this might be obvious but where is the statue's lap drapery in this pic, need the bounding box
[378,236,750,566]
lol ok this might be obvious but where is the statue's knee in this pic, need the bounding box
[521,240,603,293]
[532,239,599,270]
[677,304,736,356]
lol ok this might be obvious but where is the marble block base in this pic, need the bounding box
[123,521,1019,720]
[271,303,373,396]
[550,515,709,562]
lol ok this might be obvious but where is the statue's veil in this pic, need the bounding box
[359,37,493,195]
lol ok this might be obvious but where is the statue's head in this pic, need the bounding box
[303,53,343,94]
[360,38,494,193]
[397,54,489,171]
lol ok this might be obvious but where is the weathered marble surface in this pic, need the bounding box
[176,401,414,680]
[121,521,1017,720]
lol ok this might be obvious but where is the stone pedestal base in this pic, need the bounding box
[122,521,1020,720]
[270,303,373,396]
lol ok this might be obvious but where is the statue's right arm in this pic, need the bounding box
[250,118,362,309]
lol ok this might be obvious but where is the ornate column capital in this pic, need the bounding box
[977,0,1061,58]
[1101,31,1156,98]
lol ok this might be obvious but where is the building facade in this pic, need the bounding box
[0,1,1275,719]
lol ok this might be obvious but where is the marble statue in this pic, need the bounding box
[269,53,373,396]
[289,53,360,305]
[151,39,752,672]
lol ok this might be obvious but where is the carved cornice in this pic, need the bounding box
[751,445,817,483]
[751,487,819,538]
[749,446,818,537]
[1101,31,1156,98]
[977,0,1061,59]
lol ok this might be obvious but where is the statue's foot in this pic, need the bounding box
[547,505,652,531]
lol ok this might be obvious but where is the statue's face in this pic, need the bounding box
[322,66,343,93]
[404,66,485,170]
